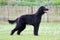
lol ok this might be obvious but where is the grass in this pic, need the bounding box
[0,0,60,6]
[0,22,60,40]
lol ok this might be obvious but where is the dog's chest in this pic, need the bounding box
[34,17,41,23]
[25,15,41,25]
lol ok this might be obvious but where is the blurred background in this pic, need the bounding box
[0,0,60,23]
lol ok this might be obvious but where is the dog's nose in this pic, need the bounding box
[47,9,49,10]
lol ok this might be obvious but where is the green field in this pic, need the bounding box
[0,0,60,6]
[0,22,60,40]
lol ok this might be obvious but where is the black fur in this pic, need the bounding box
[8,6,48,36]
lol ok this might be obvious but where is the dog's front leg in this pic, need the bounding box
[34,24,39,36]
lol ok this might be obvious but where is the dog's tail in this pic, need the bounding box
[8,18,18,24]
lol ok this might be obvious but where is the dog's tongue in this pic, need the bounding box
[45,9,49,13]
[44,11,47,13]
[45,11,48,13]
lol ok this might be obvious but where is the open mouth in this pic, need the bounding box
[44,10,48,13]
[44,9,49,13]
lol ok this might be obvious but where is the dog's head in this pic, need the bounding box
[38,6,49,14]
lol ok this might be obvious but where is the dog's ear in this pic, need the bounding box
[40,6,45,9]
[38,6,45,10]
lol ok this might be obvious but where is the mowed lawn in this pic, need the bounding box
[0,22,60,40]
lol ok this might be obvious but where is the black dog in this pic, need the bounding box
[8,6,48,36]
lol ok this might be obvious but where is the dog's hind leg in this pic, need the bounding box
[10,28,18,35]
[17,24,26,35]
[10,24,19,35]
